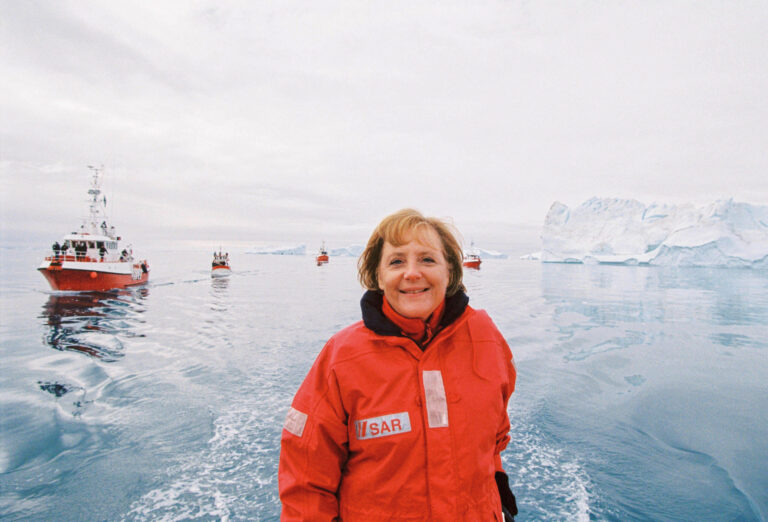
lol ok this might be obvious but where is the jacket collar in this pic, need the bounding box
[382,296,445,344]
[361,289,469,340]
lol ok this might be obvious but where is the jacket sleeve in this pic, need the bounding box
[279,340,349,521]
[493,331,518,517]
[493,331,516,472]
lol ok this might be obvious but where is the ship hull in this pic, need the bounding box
[38,260,149,291]
[463,260,481,269]
[211,266,231,278]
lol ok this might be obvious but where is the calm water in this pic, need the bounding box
[1,246,767,521]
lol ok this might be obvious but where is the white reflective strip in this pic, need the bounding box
[355,412,411,440]
[422,370,449,428]
[284,407,308,437]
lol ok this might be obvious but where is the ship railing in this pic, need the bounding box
[45,254,122,263]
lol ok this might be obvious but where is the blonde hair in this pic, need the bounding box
[357,208,465,296]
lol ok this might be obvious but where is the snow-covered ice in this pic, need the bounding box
[246,244,306,255]
[540,198,768,268]
[329,245,364,257]
[243,243,507,259]
[470,247,507,260]
[520,252,541,261]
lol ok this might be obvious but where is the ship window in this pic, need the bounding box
[88,241,95,248]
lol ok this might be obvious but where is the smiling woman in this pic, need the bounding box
[279,208,519,521]
[376,223,450,321]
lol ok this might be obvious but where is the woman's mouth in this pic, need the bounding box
[400,288,429,294]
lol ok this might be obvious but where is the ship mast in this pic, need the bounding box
[81,165,114,238]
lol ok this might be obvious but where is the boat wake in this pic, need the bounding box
[505,412,592,521]
[39,291,147,362]
[125,407,282,521]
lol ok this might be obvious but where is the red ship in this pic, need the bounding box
[316,241,329,266]
[463,241,482,270]
[212,250,231,278]
[38,166,150,291]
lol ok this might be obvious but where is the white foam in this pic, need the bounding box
[505,421,592,520]
[125,407,279,520]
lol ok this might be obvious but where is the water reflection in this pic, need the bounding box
[210,276,229,313]
[40,289,148,361]
[211,276,230,292]
[38,381,79,397]
[540,263,768,360]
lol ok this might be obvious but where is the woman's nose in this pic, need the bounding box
[403,261,421,279]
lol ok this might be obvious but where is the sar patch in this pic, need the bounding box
[284,407,308,437]
[355,412,411,440]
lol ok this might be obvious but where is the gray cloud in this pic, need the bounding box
[2,1,767,251]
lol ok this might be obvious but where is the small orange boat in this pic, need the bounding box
[212,250,231,278]
[316,242,329,266]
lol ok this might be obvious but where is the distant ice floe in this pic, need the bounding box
[245,244,364,257]
[329,245,364,257]
[470,247,507,259]
[246,244,306,255]
[325,244,507,259]
[244,243,510,259]
[540,197,768,268]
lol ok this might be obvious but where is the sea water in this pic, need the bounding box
[1,246,767,521]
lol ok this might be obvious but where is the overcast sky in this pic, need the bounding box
[2,1,766,251]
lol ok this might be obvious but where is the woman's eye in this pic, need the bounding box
[422,257,435,263]
[389,259,403,266]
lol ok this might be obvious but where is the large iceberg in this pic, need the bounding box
[541,198,768,268]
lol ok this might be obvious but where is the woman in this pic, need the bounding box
[279,208,517,520]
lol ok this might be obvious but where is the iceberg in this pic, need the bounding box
[541,198,768,268]
[471,247,507,259]
[246,244,306,255]
[329,245,364,257]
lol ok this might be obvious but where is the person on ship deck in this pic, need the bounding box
[75,242,86,261]
[279,208,518,521]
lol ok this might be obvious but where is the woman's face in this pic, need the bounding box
[377,226,450,320]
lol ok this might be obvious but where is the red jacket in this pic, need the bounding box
[279,291,516,521]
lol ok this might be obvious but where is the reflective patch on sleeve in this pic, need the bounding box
[354,412,411,440]
[422,370,449,428]
[284,407,308,437]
